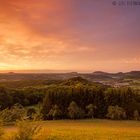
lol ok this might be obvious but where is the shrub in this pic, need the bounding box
[27,107,37,120]
[106,105,126,120]
[0,120,4,139]
[0,104,26,123]
[11,120,41,140]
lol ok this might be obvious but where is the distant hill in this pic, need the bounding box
[125,71,140,79]
[0,71,139,82]
[61,76,90,85]
[92,71,140,79]
[93,71,110,75]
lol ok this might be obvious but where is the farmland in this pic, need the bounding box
[4,119,140,140]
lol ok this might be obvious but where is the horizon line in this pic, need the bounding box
[0,69,139,74]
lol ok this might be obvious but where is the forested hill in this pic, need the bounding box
[0,76,139,120]
[0,76,104,89]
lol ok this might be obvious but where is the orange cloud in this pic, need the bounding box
[0,0,140,72]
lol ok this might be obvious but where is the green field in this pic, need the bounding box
[4,119,140,140]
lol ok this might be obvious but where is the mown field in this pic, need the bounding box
[4,119,140,140]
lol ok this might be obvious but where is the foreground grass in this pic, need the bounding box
[4,119,140,140]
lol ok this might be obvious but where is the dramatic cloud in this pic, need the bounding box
[0,0,140,72]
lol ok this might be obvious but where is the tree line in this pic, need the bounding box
[0,81,140,121]
[41,85,140,120]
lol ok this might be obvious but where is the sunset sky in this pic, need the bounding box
[0,0,140,72]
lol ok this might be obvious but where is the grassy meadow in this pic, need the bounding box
[3,119,140,140]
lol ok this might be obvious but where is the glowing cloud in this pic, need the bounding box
[0,0,140,72]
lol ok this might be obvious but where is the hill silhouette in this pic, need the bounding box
[61,76,90,86]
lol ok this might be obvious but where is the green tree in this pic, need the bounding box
[40,93,53,119]
[48,105,62,120]
[68,101,85,119]
[86,104,96,118]
[0,86,13,109]
[133,110,140,121]
[106,105,126,120]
